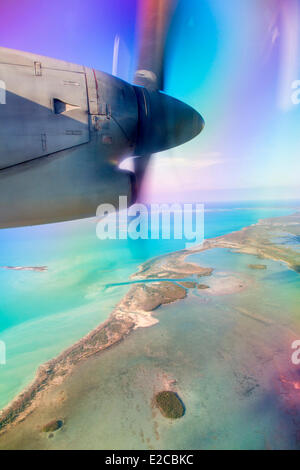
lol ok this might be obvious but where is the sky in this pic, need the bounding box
[0,0,299,202]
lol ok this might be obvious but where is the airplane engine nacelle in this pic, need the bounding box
[0,47,203,228]
[0,48,139,227]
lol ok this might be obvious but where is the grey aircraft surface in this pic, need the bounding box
[0,0,204,228]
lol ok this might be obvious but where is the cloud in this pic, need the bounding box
[151,152,223,171]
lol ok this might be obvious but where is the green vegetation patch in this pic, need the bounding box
[155,391,185,419]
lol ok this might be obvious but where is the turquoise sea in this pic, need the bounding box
[40,247,299,450]
[0,200,299,415]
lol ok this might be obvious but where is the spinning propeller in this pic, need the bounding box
[131,0,204,200]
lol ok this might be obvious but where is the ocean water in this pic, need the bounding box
[4,246,299,450]
[0,200,298,412]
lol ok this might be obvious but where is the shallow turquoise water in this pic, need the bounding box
[35,248,300,450]
[0,202,297,411]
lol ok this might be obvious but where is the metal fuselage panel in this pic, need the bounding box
[0,47,139,227]
[0,47,90,169]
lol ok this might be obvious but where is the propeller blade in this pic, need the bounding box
[134,0,178,91]
[132,154,151,201]
[132,0,179,199]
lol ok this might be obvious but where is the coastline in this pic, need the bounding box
[0,254,211,432]
[0,212,299,435]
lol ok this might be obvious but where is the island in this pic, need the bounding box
[0,266,47,271]
[42,419,63,433]
[154,391,185,419]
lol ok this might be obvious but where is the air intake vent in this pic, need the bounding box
[53,98,80,114]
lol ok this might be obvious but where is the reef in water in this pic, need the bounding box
[42,419,63,433]
[248,264,267,270]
